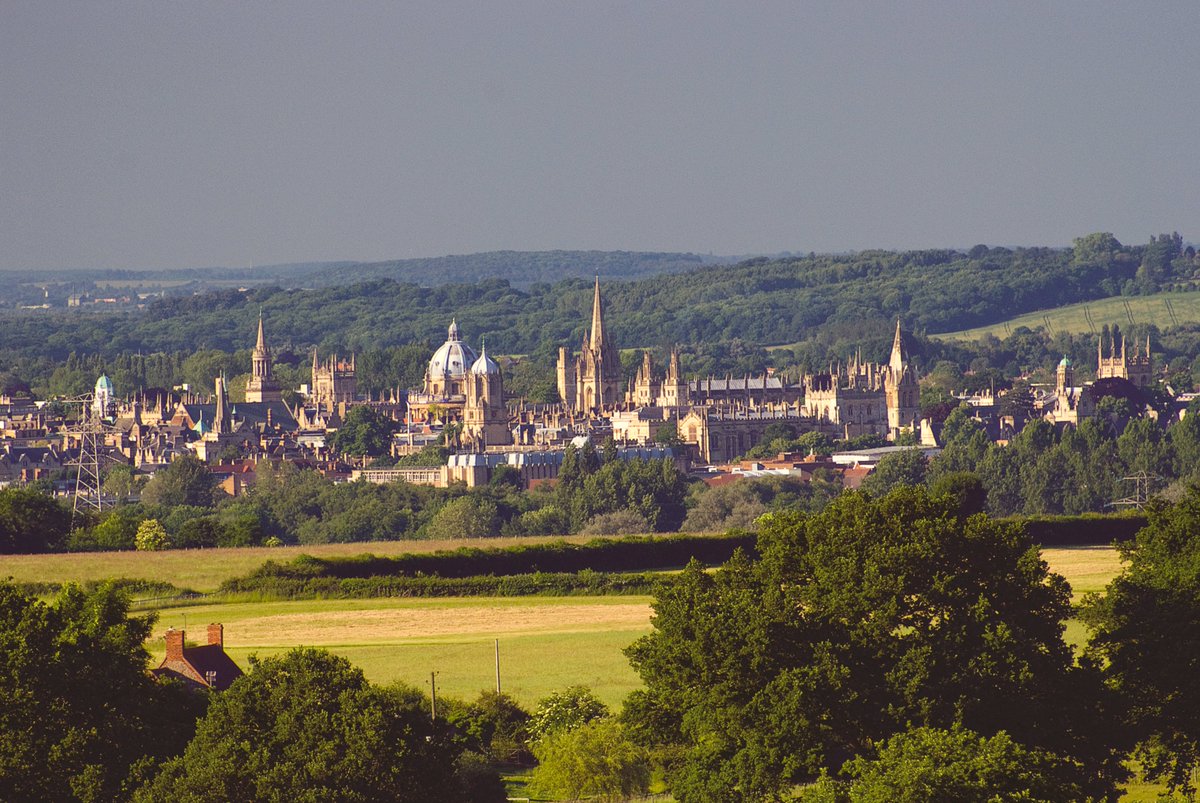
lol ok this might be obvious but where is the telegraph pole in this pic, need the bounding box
[429,671,439,720]
[494,639,501,695]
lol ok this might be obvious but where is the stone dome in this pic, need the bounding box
[470,341,500,376]
[427,319,478,380]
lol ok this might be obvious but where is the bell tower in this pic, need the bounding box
[464,340,512,447]
[245,313,283,403]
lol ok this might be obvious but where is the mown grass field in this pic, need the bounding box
[1042,545,1123,598]
[931,289,1200,342]
[145,596,652,709]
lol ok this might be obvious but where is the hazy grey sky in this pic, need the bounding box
[3,2,1198,271]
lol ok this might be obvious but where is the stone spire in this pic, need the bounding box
[255,311,267,353]
[889,318,907,375]
[214,374,231,435]
[246,312,281,402]
[251,313,271,379]
[589,276,605,354]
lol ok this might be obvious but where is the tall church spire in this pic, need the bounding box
[889,318,907,375]
[246,312,281,402]
[214,374,231,435]
[255,310,267,353]
[589,276,605,353]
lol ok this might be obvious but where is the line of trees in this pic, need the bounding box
[1,446,693,554]
[2,234,1194,372]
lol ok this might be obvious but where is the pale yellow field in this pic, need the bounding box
[151,596,653,644]
[1042,545,1124,598]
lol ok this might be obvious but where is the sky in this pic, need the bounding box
[2,2,1199,272]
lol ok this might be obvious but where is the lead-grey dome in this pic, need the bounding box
[470,340,500,376]
[428,319,478,379]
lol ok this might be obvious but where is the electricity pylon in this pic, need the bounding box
[65,394,114,524]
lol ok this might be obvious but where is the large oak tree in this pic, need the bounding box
[625,487,1123,801]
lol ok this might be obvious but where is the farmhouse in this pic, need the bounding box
[152,623,243,691]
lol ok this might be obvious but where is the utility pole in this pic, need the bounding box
[429,671,439,720]
[494,639,501,695]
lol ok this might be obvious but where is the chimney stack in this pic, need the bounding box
[165,628,185,661]
[207,623,223,647]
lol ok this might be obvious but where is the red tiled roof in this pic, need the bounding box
[155,643,243,691]
[180,644,243,690]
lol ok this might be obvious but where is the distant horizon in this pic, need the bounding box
[8,235,1191,277]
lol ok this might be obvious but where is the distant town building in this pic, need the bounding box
[558,278,623,413]
[1097,331,1153,387]
[311,349,357,409]
[802,320,919,441]
[244,313,283,403]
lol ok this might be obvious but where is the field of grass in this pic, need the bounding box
[6,540,1123,596]
[931,289,1200,342]
[145,596,653,708]
[1043,545,1123,598]
[10,541,1127,711]
[128,545,1122,709]
[1,535,599,593]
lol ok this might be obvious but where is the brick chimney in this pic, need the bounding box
[165,628,185,662]
[207,623,223,647]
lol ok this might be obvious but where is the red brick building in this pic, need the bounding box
[152,624,243,691]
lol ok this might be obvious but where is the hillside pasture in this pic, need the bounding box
[931,289,1200,342]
